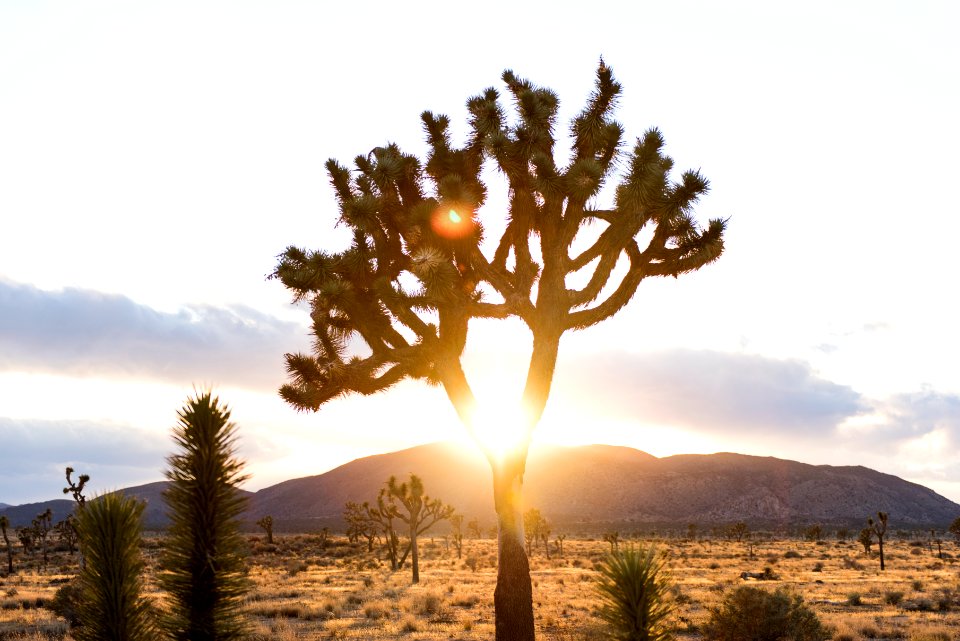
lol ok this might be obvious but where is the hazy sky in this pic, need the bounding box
[3,1,959,506]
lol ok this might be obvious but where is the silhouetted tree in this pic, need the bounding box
[55,515,78,554]
[387,474,454,583]
[256,516,274,545]
[868,512,888,571]
[804,524,823,542]
[0,515,13,574]
[729,522,749,543]
[74,492,157,641]
[63,467,90,508]
[858,528,873,554]
[33,508,53,568]
[931,529,943,559]
[271,61,725,640]
[160,391,249,640]
[836,528,849,542]
[16,526,34,555]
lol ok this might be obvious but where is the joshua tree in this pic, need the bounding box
[74,491,157,641]
[931,529,943,559]
[32,508,53,568]
[858,527,873,554]
[63,467,90,508]
[16,526,34,555]
[272,62,725,640]
[256,516,274,544]
[467,518,482,541]
[386,474,455,583]
[522,509,542,556]
[450,514,464,559]
[604,531,621,552]
[868,512,888,571]
[160,391,249,640]
[730,522,749,543]
[555,533,566,558]
[343,501,379,551]
[539,518,551,560]
[55,515,78,554]
[365,491,403,569]
[0,515,13,574]
[805,524,823,543]
[686,523,698,541]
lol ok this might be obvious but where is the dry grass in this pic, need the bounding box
[1,534,958,639]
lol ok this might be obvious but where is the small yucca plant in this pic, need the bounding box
[74,491,157,641]
[160,390,249,641]
[595,545,674,641]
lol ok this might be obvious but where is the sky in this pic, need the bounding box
[2,1,960,507]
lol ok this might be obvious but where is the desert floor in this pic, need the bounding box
[1,534,958,640]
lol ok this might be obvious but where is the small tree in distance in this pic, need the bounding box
[858,527,873,554]
[272,61,726,640]
[256,516,274,545]
[868,512,889,571]
[387,474,454,583]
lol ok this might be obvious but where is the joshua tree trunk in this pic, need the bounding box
[409,518,420,584]
[493,458,535,641]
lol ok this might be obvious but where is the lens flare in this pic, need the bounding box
[431,206,473,239]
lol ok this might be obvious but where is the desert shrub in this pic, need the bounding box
[912,580,924,591]
[48,579,82,627]
[704,586,830,641]
[74,491,157,641]
[811,562,823,572]
[847,592,863,606]
[884,590,905,605]
[784,550,801,559]
[411,591,442,616]
[594,545,673,641]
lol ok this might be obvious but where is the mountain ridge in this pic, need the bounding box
[2,443,957,530]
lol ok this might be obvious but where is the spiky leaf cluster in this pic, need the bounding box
[74,492,157,641]
[595,546,674,641]
[272,61,726,411]
[160,391,249,641]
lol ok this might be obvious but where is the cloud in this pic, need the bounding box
[0,417,170,504]
[554,349,866,436]
[0,280,309,389]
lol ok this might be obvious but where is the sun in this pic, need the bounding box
[468,400,528,462]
